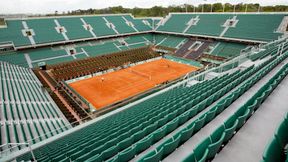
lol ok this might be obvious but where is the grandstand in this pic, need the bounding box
[0,9,288,162]
[156,13,287,42]
[0,62,70,153]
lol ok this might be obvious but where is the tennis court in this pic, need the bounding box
[69,59,199,109]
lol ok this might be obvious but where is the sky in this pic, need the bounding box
[0,0,287,14]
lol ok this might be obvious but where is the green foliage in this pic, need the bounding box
[46,3,288,17]
[0,18,5,26]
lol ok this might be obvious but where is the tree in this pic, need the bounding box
[47,3,288,17]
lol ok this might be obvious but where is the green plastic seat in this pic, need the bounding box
[166,118,179,133]
[118,146,136,162]
[188,107,198,118]
[254,96,264,110]
[205,108,217,124]
[118,136,133,151]
[262,138,284,162]
[179,112,190,125]
[197,101,207,112]
[224,119,239,143]
[224,95,234,108]
[70,149,86,161]
[139,147,164,162]
[106,156,118,162]
[215,102,225,115]
[157,116,169,128]
[101,145,119,161]
[183,152,196,162]
[133,129,146,142]
[85,154,102,162]
[194,137,210,162]
[144,122,158,135]
[167,111,178,121]
[194,114,207,132]
[118,131,131,142]
[75,151,95,162]
[51,154,67,162]
[275,122,288,148]
[135,135,153,154]
[180,123,195,145]
[162,134,181,158]
[152,127,167,143]
[247,100,258,117]
[207,132,226,159]
[236,108,250,129]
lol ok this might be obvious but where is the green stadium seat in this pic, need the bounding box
[224,95,234,108]
[179,112,190,125]
[247,100,258,117]
[166,118,180,133]
[135,135,153,154]
[215,102,225,115]
[139,147,164,162]
[205,107,217,124]
[101,145,119,161]
[167,110,178,121]
[130,124,143,135]
[144,122,158,135]
[152,127,167,143]
[275,122,288,148]
[52,154,67,162]
[86,154,102,162]
[188,107,198,118]
[118,136,133,151]
[193,137,210,162]
[118,146,136,162]
[158,116,169,127]
[207,125,226,159]
[262,138,284,162]
[180,123,195,145]
[106,156,118,162]
[162,134,181,158]
[70,149,86,161]
[223,118,239,143]
[235,107,250,129]
[75,151,95,162]
[133,129,146,142]
[183,152,197,162]
[194,114,207,132]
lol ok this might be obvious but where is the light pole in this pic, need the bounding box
[202,0,207,13]
[258,5,261,13]
[202,4,204,13]
[233,4,236,14]
[223,3,225,13]
[210,4,213,13]
[245,3,248,13]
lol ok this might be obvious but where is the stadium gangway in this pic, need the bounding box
[0,143,35,161]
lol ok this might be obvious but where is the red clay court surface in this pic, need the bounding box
[69,59,199,109]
